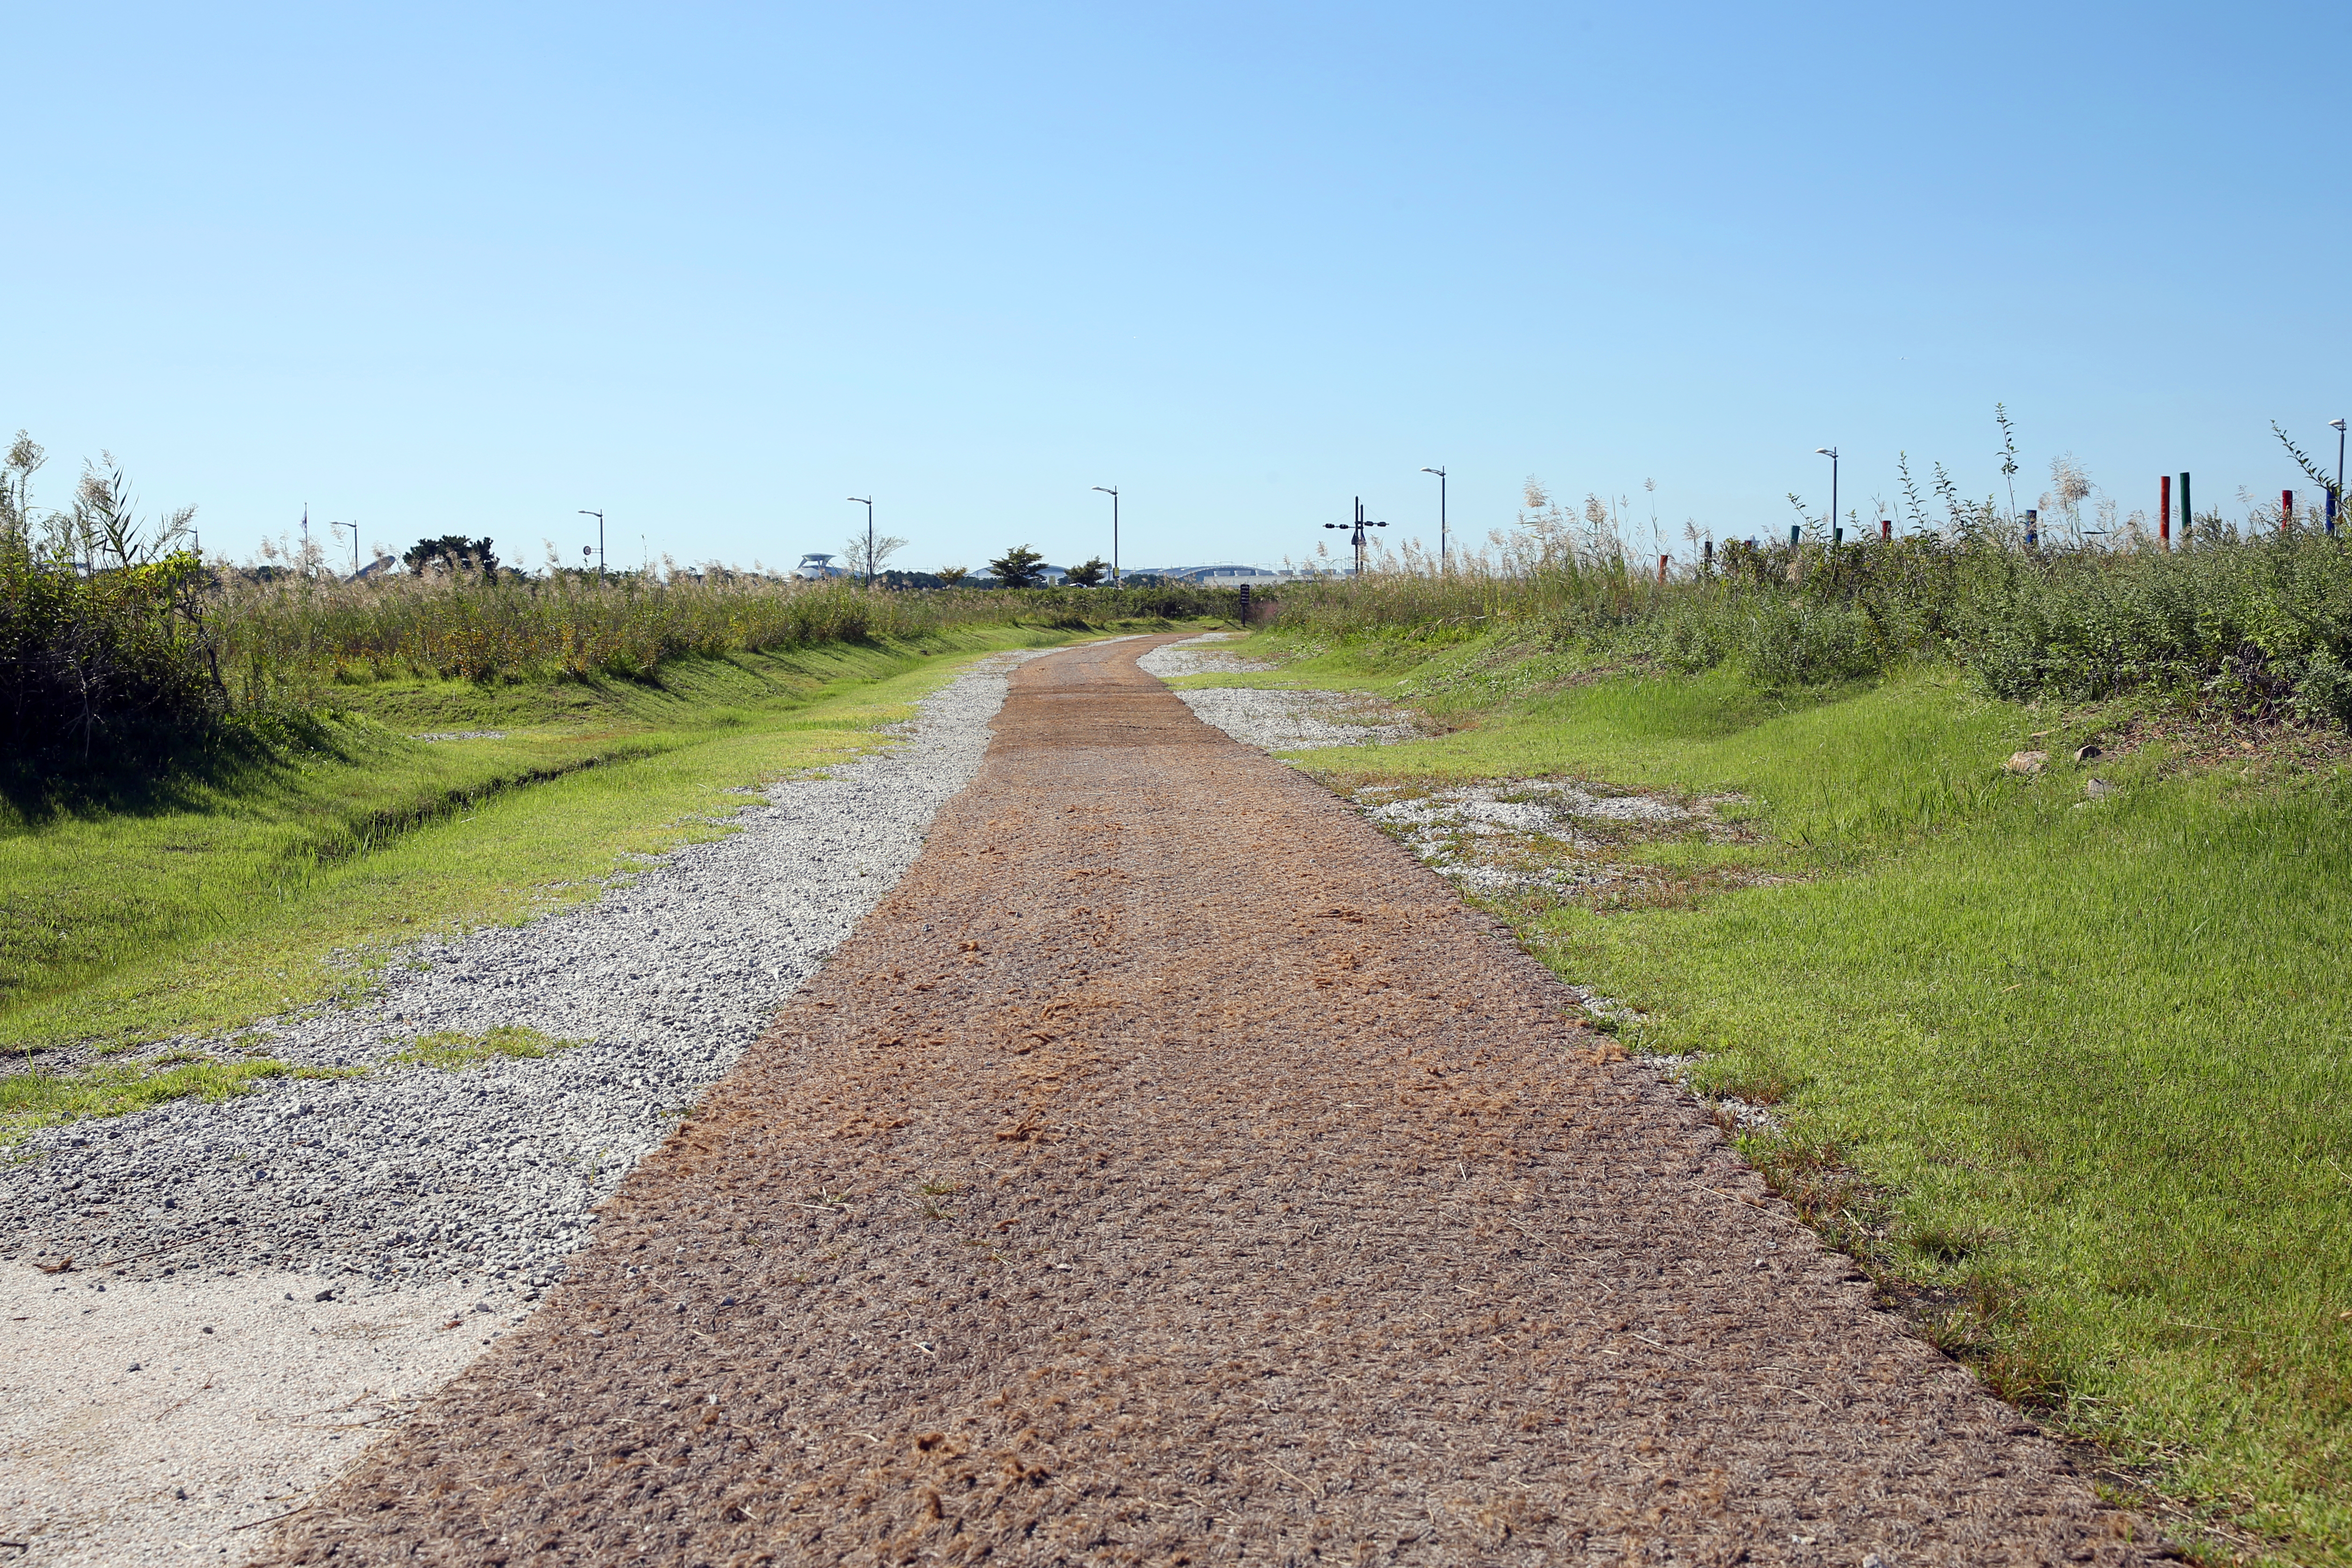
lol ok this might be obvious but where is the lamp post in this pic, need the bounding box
[578,509,605,579]
[2332,420,2347,536]
[1091,486,1120,586]
[1420,466,1448,569]
[1814,448,1838,545]
[328,520,360,577]
[1322,496,1388,575]
[847,496,874,587]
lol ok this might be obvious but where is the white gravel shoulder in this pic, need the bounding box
[0,647,1045,1565]
[1138,635,1417,750]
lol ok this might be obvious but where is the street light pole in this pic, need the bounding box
[847,497,874,587]
[1420,466,1447,569]
[578,509,605,579]
[2332,420,2347,536]
[1814,448,1839,544]
[1322,496,1388,575]
[1092,486,1120,586]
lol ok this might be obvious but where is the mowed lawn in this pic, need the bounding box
[1266,639,2352,1566]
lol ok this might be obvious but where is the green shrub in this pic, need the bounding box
[0,548,221,755]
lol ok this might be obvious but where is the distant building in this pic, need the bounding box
[349,554,399,581]
[1140,564,1328,583]
[793,552,847,580]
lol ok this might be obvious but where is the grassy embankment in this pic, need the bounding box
[0,621,1153,1137]
[1211,626,2351,1567]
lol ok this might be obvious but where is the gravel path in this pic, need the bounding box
[0,648,1044,1563]
[262,637,2161,1566]
[1137,634,1418,749]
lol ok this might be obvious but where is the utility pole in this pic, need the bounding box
[846,497,875,587]
[1420,466,1448,568]
[1092,486,1120,586]
[579,509,605,579]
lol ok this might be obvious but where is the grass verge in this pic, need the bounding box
[1237,629,2352,1568]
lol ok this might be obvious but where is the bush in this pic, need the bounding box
[0,549,221,755]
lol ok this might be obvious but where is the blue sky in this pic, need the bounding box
[9,2,2349,573]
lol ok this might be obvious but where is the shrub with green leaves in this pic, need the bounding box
[0,548,222,755]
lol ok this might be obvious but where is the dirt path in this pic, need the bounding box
[261,637,2156,1565]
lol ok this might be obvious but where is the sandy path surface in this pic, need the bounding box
[261,637,2159,1566]
[0,1269,503,1563]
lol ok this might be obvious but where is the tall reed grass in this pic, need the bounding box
[1273,522,2352,721]
[212,570,1227,697]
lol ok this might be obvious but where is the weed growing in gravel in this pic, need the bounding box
[391,1024,576,1070]
[0,1055,292,1143]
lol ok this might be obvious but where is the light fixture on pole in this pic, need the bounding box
[847,497,874,587]
[1091,486,1120,586]
[1814,448,1839,544]
[1321,496,1388,575]
[328,520,360,577]
[578,509,605,579]
[1420,466,1448,568]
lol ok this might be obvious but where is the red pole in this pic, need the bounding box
[2159,475,2171,549]
[2283,489,2295,534]
[1880,519,1891,541]
[1657,553,1669,585]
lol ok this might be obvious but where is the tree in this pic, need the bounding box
[404,535,498,574]
[988,544,1048,588]
[936,565,969,587]
[840,532,907,583]
[1062,556,1111,588]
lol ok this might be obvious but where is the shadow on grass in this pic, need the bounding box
[0,711,366,830]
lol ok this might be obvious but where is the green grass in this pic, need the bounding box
[2,1054,304,1140]
[1243,629,2352,1566]
[391,1024,576,1069]
[0,623,1130,1063]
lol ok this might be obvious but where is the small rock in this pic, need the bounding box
[176,1486,188,1500]
[2073,743,2102,762]
[1862,1556,1888,1568]
[127,1363,141,1372]
[2004,750,2048,775]
[2084,777,2118,799]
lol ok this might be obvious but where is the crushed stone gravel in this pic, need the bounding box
[1137,634,1416,749]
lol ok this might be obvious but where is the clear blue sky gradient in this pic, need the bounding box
[10,1,2349,572]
